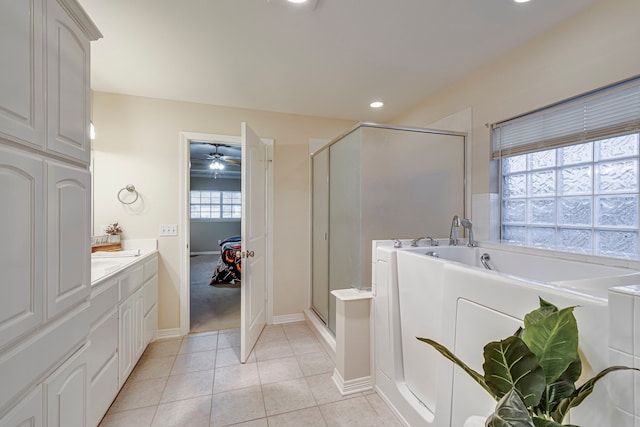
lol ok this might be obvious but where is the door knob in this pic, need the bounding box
[247,250,255,258]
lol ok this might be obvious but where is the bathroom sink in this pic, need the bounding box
[91,258,125,270]
[91,258,129,282]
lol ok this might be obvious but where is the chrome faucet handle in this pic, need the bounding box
[426,236,439,246]
[393,238,403,248]
[459,218,476,247]
[449,215,460,246]
[410,237,426,247]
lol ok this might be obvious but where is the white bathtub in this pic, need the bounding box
[372,240,640,427]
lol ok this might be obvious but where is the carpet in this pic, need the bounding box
[190,254,240,333]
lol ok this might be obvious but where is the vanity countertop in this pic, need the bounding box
[91,239,158,286]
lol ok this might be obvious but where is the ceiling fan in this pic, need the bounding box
[196,143,242,170]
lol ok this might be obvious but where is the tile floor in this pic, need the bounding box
[98,322,403,427]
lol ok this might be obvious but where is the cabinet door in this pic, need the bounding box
[45,0,91,164]
[0,0,45,148]
[0,145,44,349]
[133,288,145,361]
[118,297,134,387]
[46,161,90,320]
[0,386,43,427]
[44,343,89,427]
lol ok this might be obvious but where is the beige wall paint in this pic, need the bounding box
[92,92,354,330]
[392,0,640,197]
[92,0,639,332]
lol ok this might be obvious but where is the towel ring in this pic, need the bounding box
[117,184,139,205]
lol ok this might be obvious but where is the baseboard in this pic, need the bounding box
[156,328,182,339]
[304,308,336,363]
[272,313,305,324]
[332,368,373,396]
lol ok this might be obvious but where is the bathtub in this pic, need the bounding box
[372,240,640,427]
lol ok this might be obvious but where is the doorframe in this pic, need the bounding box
[179,131,274,336]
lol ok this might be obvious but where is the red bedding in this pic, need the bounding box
[209,236,241,285]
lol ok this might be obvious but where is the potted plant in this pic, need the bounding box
[105,222,123,243]
[418,298,638,426]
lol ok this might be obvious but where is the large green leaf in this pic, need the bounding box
[524,298,559,328]
[486,389,535,427]
[483,336,546,407]
[416,337,496,399]
[537,380,575,415]
[532,417,577,427]
[552,366,640,423]
[522,306,578,384]
[536,357,581,414]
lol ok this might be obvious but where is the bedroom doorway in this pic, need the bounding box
[180,130,273,340]
[188,138,243,333]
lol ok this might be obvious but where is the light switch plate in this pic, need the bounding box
[159,224,177,236]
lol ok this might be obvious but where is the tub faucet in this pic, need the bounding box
[449,215,460,246]
[411,236,439,247]
[460,218,477,247]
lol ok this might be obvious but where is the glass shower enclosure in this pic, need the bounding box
[311,123,466,334]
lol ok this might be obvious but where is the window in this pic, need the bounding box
[190,190,241,220]
[493,77,640,256]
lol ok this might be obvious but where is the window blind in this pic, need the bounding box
[492,77,640,159]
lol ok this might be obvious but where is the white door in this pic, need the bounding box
[240,122,267,362]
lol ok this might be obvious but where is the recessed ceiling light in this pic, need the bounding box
[370,101,384,108]
[267,0,319,9]
[514,0,531,3]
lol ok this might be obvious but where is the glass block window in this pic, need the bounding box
[500,134,640,255]
[190,190,242,220]
[493,77,640,256]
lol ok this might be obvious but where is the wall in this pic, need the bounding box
[190,177,241,253]
[91,92,354,331]
[391,0,640,201]
[92,0,640,333]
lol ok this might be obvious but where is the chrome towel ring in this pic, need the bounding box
[117,184,139,205]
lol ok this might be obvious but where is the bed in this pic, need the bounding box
[209,235,241,286]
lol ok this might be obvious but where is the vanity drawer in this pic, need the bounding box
[143,276,158,316]
[89,278,118,326]
[143,256,158,282]
[119,266,143,301]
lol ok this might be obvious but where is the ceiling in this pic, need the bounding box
[78,0,598,123]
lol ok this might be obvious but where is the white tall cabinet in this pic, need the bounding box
[0,0,101,426]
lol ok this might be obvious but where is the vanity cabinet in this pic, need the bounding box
[89,254,158,426]
[0,0,45,149]
[0,387,43,427]
[46,160,91,320]
[0,0,95,164]
[44,343,91,427]
[0,0,100,423]
[45,0,94,164]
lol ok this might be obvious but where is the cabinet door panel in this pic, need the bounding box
[118,298,134,386]
[134,288,145,361]
[89,308,117,381]
[44,344,89,427]
[0,0,44,148]
[144,304,157,347]
[89,353,118,427]
[46,0,90,164]
[0,146,44,349]
[46,161,90,320]
[143,276,158,316]
[0,386,43,427]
